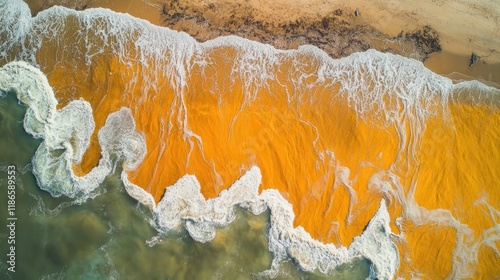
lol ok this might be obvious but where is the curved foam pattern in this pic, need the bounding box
[0,60,398,279]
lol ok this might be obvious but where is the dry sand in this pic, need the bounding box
[344,0,500,61]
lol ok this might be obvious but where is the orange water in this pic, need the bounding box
[5,4,500,278]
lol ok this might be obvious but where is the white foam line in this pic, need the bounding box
[152,165,398,279]
[0,62,146,201]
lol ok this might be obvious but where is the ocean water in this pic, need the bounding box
[1,0,499,279]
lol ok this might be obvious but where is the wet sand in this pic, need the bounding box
[425,51,500,88]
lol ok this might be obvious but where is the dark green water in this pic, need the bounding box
[0,90,371,279]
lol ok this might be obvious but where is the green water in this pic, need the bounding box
[0,90,371,279]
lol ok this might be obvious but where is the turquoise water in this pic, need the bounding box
[0,90,371,279]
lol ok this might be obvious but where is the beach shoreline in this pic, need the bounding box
[25,0,500,85]
[5,1,500,279]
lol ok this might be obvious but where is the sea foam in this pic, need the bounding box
[0,61,398,279]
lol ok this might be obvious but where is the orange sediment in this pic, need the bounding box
[413,100,500,278]
[49,48,402,245]
[31,17,500,278]
[400,223,457,279]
